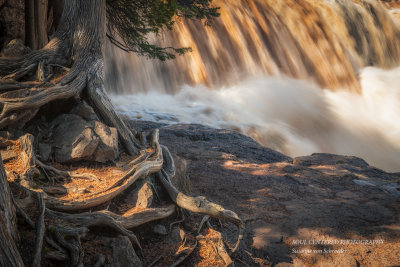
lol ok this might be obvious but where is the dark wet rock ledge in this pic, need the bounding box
[128,120,400,267]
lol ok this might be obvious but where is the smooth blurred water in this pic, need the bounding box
[111,66,400,172]
[107,1,400,171]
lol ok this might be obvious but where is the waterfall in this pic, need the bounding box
[105,0,400,93]
[105,0,400,171]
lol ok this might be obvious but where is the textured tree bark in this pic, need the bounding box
[0,154,25,267]
[35,0,49,49]
[25,0,36,49]
[25,0,48,50]
[0,154,18,242]
[1,0,141,155]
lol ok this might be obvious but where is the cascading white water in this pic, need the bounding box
[106,0,400,172]
[111,66,400,172]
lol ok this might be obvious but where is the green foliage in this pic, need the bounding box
[106,0,219,60]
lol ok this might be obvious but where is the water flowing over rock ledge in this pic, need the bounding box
[130,120,400,266]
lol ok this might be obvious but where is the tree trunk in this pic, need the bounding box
[2,0,142,155]
[25,0,36,49]
[25,0,48,50]
[0,154,25,267]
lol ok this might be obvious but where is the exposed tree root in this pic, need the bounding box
[45,250,69,262]
[46,208,143,250]
[45,235,67,257]
[2,91,243,265]
[211,231,234,266]
[15,131,161,211]
[15,200,35,229]
[169,211,185,232]
[0,81,41,92]
[52,226,82,266]
[46,205,176,233]
[7,132,244,265]
[148,254,163,267]
[198,215,210,234]
[0,72,86,128]
[32,193,46,267]
[86,65,142,155]
[19,134,99,183]
[169,239,198,267]
[156,168,244,253]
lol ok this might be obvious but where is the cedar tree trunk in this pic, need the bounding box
[0,0,141,155]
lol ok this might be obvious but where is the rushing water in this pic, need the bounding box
[106,0,400,172]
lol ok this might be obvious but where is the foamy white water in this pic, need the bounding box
[111,67,400,172]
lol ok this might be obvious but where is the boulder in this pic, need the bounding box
[51,114,99,163]
[69,101,99,121]
[38,142,52,162]
[92,121,119,163]
[105,236,142,267]
[51,114,119,163]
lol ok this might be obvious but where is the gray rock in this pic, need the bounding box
[52,114,99,163]
[69,101,99,121]
[107,236,142,267]
[168,228,185,244]
[92,121,119,163]
[38,143,52,162]
[153,224,167,235]
[51,114,119,163]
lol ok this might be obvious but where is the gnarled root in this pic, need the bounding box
[156,146,244,254]
[8,121,244,265]
[45,205,176,250]
[15,130,161,211]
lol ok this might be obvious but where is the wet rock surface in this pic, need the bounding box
[131,120,400,266]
